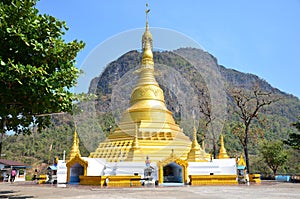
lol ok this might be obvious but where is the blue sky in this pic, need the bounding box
[37,0,300,98]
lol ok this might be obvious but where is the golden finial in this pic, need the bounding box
[193,120,197,139]
[145,3,150,29]
[191,120,200,148]
[141,3,154,67]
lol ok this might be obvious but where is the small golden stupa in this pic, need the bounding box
[187,125,211,162]
[66,130,81,161]
[217,134,230,159]
[89,8,209,162]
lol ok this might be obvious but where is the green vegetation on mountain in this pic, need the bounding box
[2,114,89,172]
[284,118,300,150]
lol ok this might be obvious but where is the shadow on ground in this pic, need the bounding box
[0,190,34,199]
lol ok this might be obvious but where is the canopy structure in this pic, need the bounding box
[0,159,29,182]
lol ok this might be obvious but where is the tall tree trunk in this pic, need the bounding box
[0,118,7,159]
[244,144,250,173]
[211,125,217,159]
[0,128,4,159]
[212,139,217,159]
[273,168,277,176]
[244,125,250,173]
[0,135,2,159]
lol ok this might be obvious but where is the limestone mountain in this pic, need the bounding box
[89,47,300,144]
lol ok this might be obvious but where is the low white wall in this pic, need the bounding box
[188,158,237,175]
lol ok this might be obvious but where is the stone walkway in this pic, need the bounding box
[0,181,300,199]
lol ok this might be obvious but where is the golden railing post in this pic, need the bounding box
[159,165,163,184]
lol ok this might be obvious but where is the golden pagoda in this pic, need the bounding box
[67,130,81,162]
[217,134,230,159]
[89,8,194,162]
[187,125,210,162]
[65,6,241,186]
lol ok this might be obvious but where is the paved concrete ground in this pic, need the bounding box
[0,181,300,199]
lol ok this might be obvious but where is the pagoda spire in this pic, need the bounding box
[187,123,204,162]
[132,4,158,90]
[191,124,200,149]
[67,129,81,162]
[129,4,166,107]
[187,121,211,162]
[217,134,230,159]
[145,4,150,32]
[142,3,153,56]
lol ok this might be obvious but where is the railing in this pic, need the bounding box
[260,173,300,183]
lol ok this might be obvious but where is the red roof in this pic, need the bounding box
[0,159,26,166]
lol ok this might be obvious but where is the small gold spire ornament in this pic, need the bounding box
[217,134,230,159]
[67,129,81,162]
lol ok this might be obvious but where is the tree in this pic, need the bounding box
[259,140,288,176]
[0,0,85,156]
[284,117,300,150]
[198,91,218,159]
[229,85,279,172]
